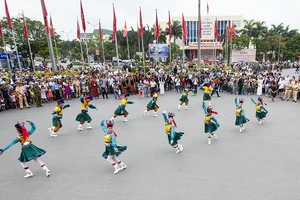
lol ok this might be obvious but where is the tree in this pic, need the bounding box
[1,17,50,63]
[165,20,182,43]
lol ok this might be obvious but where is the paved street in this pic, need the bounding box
[0,70,300,200]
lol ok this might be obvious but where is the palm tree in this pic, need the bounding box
[241,19,256,38]
[165,20,182,43]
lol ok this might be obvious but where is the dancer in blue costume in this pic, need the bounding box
[234,97,249,133]
[177,88,190,111]
[143,91,159,117]
[110,93,134,122]
[0,120,50,178]
[251,97,268,125]
[162,111,184,153]
[101,120,127,174]
[202,102,220,145]
[49,98,70,137]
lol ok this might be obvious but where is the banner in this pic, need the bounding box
[201,17,214,40]
[232,49,256,62]
[149,44,168,58]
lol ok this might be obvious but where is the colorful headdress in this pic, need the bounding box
[105,120,117,137]
[106,120,114,128]
[153,93,158,98]
[85,96,94,101]
[168,112,175,118]
[207,107,218,115]
[15,122,29,141]
[239,99,245,103]
[156,88,160,93]
[57,98,65,104]
[258,97,267,106]
[125,92,130,98]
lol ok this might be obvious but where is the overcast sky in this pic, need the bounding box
[1,0,299,40]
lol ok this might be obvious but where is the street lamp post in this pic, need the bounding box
[87,22,98,64]
[62,31,72,56]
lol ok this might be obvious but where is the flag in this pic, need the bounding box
[112,4,117,41]
[123,21,127,38]
[207,2,209,15]
[214,18,220,40]
[99,19,103,41]
[23,15,29,38]
[5,0,12,31]
[139,7,144,36]
[80,0,86,32]
[199,19,202,38]
[182,13,188,43]
[49,16,54,38]
[77,19,81,39]
[41,0,48,33]
[231,23,236,40]
[167,11,172,42]
[154,10,160,40]
[137,23,141,41]
[0,22,3,37]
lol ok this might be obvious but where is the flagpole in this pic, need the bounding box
[23,11,35,72]
[141,35,145,73]
[53,34,59,65]
[197,0,201,66]
[126,33,130,60]
[169,42,172,64]
[115,32,119,67]
[79,39,84,62]
[40,0,56,72]
[11,29,21,71]
[84,32,90,67]
[2,36,10,71]
[100,18,106,65]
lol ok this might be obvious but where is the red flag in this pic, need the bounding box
[226,21,231,41]
[228,21,232,40]
[207,2,209,15]
[123,21,127,38]
[41,0,48,33]
[231,23,236,40]
[49,16,54,38]
[154,10,160,40]
[23,15,28,38]
[168,11,172,42]
[182,13,188,43]
[0,22,3,37]
[199,19,202,38]
[137,23,141,41]
[112,4,117,41]
[214,18,220,40]
[5,0,12,31]
[99,19,103,41]
[80,0,86,32]
[77,19,81,39]
[139,7,144,36]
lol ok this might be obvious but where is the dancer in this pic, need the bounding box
[101,120,127,174]
[143,93,159,117]
[177,88,190,111]
[162,111,184,154]
[49,98,70,137]
[202,102,220,145]
[234,97,249,133]
[251,97,268,125]
[0,120,50,178]
[110,93,134,122]
[76,96,97,131]
[200,83,213,106]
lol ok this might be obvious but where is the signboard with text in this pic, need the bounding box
[201,18,214,40]
[232,49,256,62]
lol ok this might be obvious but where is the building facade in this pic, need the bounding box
[160,15,243,62]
